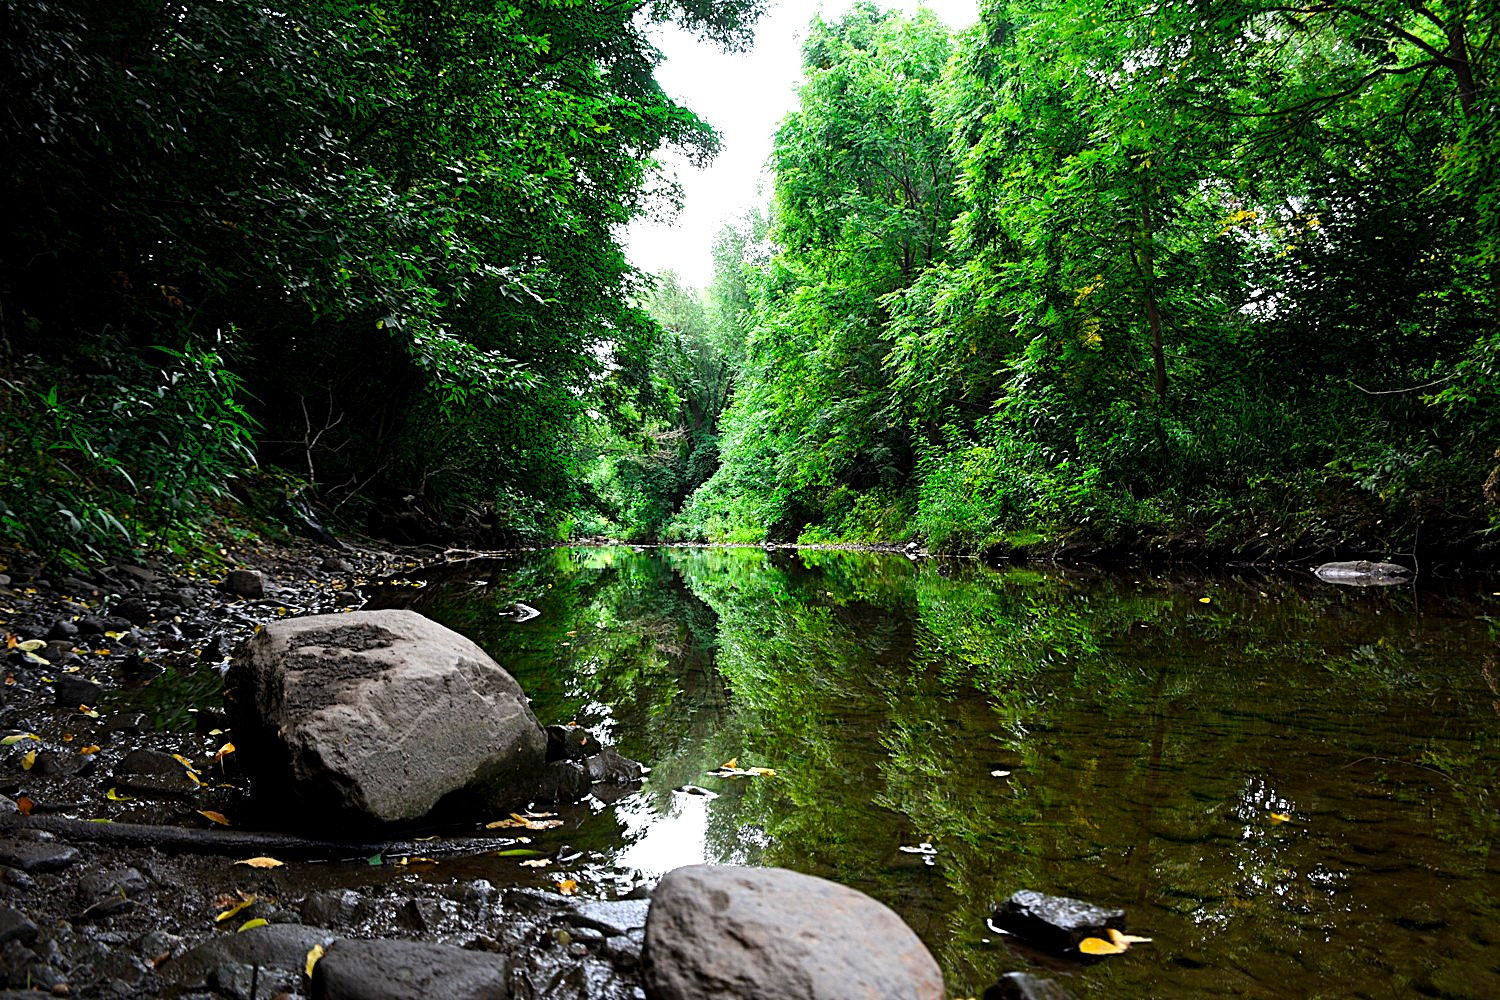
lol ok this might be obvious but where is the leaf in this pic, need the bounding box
[305,943,325,979]
[24,652,49,666]
[1079,935,1128,955]
[21,751,36,771]
[237,918,269,932]
[234,857,285,869]
[198,810,231,827]
[555,878,578,896]
[721,757,738,770]
[213,742,235,761]
[171,753,199,771]
[1199,597,1212,604]
[215,895,257,923]
[519,858,551,867]
[15,795,34,816]
[106,787,135,801]
[495,849,547,858]
[78,706,99,718]
[366,854,383,866]
[79,745,101,754]
[1269,812,1291,824]
[1,733,39,746]
[1107,928,1153,945]
[487,812,564,831]
[17,639,45,652]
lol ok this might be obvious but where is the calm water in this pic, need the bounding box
[373,546,1498,998]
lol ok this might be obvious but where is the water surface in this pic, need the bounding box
[379,546,1500,998]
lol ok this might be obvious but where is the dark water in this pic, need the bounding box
[374,546,1498,998]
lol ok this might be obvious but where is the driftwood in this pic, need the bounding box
[0,813,522,861]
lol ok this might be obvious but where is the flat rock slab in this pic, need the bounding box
[991,891,1125,955]
[0,838,79,873]
[161,923,337,988]
[226,609,547,826]
[643,865,944,1000]
[311,938,508,1000]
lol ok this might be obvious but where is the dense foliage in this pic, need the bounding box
[0,0,763,562]
[666,0,1499,559]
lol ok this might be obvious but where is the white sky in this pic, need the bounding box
[623,0,981,288]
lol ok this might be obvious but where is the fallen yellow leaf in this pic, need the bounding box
[17,639,45,652]
[237,918,269,932]
[1269,812,1291,824]
[305,943,325,979]
[556,878,579,896]
[0,733,39,746]
[215,895,257,923]
[21,750,36,771]
[520,858,551,868]
[198,810,231,827]
[79,745,101,755]
[721,757,738,770]
[1199,597,1212,604]
[1108,928,1153,946]
[1079,935,1128,955]
[213,742,236,761]
[106,787,134,801]
[235,857,285,869]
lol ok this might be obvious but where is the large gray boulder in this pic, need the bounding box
[226,610,546,827]
[642,865,944,1000]
[311,939,509,1000]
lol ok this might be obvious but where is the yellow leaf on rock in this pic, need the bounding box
[21,751,36,770]
[1269,812,1291,824]
[235,856,285,869]
[17,639,45,652]
[79,745,101,755]
[237,918,269,932]
[1,733,39,746]
[1079,936,1128,955]
[305,943,325,979]
[198,810,231,826]
[106,787,134,801]
[556,878,579,896]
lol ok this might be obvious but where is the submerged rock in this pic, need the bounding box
[1313,560,1411,586]
[226,609,547,826]
[642,864,944,1000]
[990,890,1125,955]
[984,972,1078,1000]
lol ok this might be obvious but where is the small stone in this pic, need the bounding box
[0,906,39,947]
[223,570,266,599]
[566,899,649,938]
[0,838,80,873]
[586,747,644,785]
[321,556,351,573]
[24,750,94,779]
[45,621,79,641]
[532,760,589,803]
[301,890,361,928]
[990,891,1126,955]
[111,597,153,626]
[51,676,102,709]
[545,725,600,762]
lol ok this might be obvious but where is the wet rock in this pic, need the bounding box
[0,795,16,816]
[160,923,336,991]
[0,906,38,946]
[312,938,510,1000]
[0,837,79,872]
[43,640,76,663]
[586,747,644,785]
[76,867,149,921]
[113,749,198,798]
[533,760,590,804]
[990,890,1125,955]
[111,596,153,626]
[321,556,351,574]
[397,897,449,933]
[25,750,94,779]
[546,724,600,762]
[45,621,78,642]
[75,615,132,636]
[223,569,267,599]
[115,565,163,587]
[225,610,547,826]
[51,676,102,709]
[984,972,1079,1000]
[302,889,362,928]
[642,864,944,1000]
[1314,560,1411,586]
[566,899,649,939]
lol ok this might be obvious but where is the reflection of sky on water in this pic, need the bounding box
[612,785,713,875]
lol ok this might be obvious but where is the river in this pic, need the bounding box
[374,546,1500,998]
